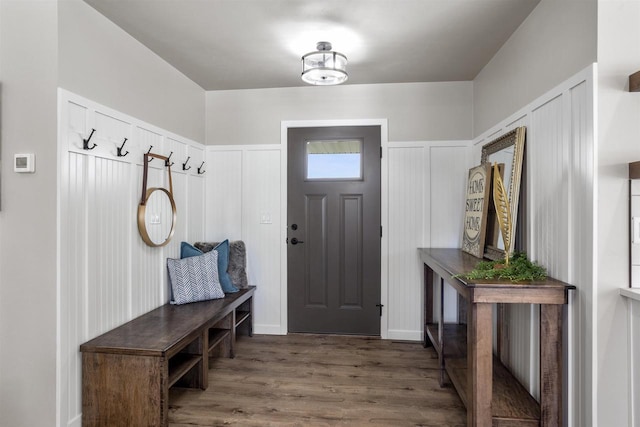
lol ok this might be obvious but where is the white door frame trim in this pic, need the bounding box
[280,119,390,338]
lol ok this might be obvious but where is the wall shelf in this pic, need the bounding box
[620,287,640,302]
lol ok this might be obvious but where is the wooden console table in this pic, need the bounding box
[418,248,574,427]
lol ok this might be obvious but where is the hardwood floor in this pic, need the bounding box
[169,334,465,426]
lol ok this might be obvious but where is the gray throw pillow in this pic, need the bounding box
[195,240,249,289]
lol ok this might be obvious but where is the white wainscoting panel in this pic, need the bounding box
[566,78,596,427]
[427,144,472,325]
[427,145,470,248]
[207,139,471,340]
[205,149,243,242]
[58,89,205,427]
[59,151,87,427]
[621,289,640,427]
[631,297,640,427]
[472,65,596,426]
[243,149,282,333]
[387,145,426,340]
[187,145,206,244]
[205,146,282,334]
[386,142,471,339]
[87,156,133,336]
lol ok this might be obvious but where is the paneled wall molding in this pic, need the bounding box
[387,140,472,339]
[205,132,472,342]
[471,64,597,427]
[57,89,206,427]
[621,289,640,426]
[205,144,282,336]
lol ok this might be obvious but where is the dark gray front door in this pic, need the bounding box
[287,125,381,335]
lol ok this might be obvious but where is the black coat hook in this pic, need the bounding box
[116,138,129,157]
[83,128,97,150]
[197,161,206,175]
[182,156,191,171]
[165,151,174,167]
[146,146,154,161]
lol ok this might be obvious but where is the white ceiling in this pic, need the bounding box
[83,0,541,91]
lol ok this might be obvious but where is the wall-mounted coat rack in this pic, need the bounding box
[197,161,206,175]
[165,152,174,167]
[182,156,191,171]
[117,138,129,157]
[83,128,97,150]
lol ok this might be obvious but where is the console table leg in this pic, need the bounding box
[540,303,563,427]
[436,276,444,386]
[468,301,492,427]
[424,264,434,348]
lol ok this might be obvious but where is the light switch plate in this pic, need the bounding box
[14,153,35,173]
[260,211,272,224]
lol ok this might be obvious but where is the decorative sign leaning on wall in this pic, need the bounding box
[138,152,177,247]
[481,126,526,260]
[462,163,492,258]
[491,162,513,265]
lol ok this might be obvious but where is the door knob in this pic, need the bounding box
[290,237,304,245]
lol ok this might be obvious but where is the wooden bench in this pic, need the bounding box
[80,286,256,427]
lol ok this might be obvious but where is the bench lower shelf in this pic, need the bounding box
[208,328,231,353]
[168,354,202,388]
[235,310,251,327]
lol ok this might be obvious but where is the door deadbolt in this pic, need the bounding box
[291,224,298,230]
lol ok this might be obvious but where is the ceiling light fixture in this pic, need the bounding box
[301,41,348,86]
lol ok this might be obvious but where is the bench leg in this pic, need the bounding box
[230,310,236,358]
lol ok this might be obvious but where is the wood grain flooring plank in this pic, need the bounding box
[169,334,465,426]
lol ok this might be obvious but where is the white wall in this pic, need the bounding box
[58,0,206,143]
[473,0,597,136]
[205,82,473,145]
[0,2,58,427]
[597,1,640,425]
[58,90,207,427]
[205,145,283,334]
[628,295,640,426]
[473,65,596,427]
[387,141,471,335]
[1,2,208,425]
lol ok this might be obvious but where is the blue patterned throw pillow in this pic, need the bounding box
[167,250,224,305]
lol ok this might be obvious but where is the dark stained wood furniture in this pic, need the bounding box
[630,70,640,92]
[80,286,255,427]
[419,248,574,427]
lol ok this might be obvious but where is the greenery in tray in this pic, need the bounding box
[458,252,547,282]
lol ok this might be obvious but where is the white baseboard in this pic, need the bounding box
[253,324,286,335]
[387,329,422,341]
[251,326,422,340]
[68,414,82,427]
